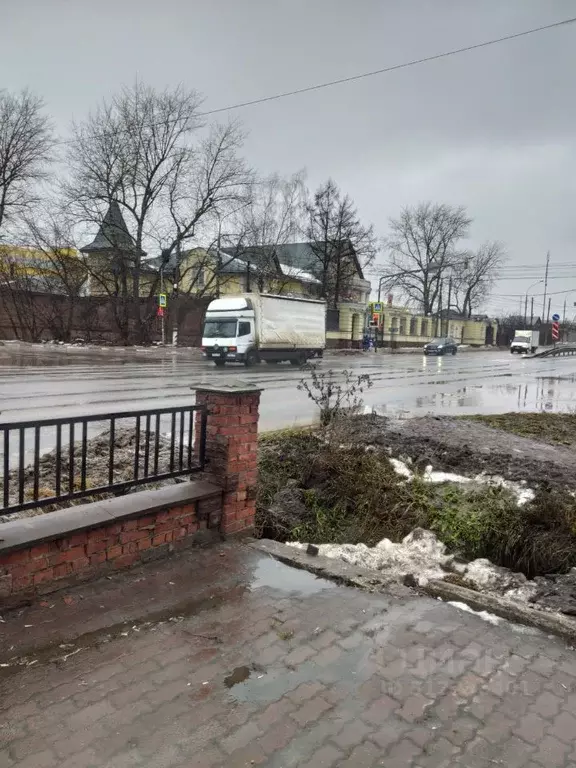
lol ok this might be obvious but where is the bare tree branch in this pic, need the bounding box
[224,171,307,292]
[0,89,54,237]
[453,240,506,318]
[305,179,376,308]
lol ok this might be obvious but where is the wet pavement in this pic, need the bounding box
[1,542,576,767]
[1,347,576,436]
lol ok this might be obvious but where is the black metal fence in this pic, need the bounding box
[0,404,207,516]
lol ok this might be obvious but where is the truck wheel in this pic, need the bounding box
[510,349,515,354]
[290,351,307,367]
[214,360,225,367]
[244,350,259,367]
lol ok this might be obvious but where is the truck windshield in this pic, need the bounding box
[203,319,237,338]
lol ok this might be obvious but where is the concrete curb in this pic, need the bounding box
[250,539,411,600]
[251,539,576,644]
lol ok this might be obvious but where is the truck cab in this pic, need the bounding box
[201,298,257,366]
[510,330,539,355]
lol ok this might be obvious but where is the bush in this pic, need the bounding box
[297,365,373,426]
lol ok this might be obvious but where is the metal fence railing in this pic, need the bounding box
[0,404,207,516]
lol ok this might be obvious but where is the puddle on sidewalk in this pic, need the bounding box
[225,644,369,704]
[250,557,336,596]
[224,665,253,688]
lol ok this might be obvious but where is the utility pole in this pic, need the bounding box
[563,297,567,323]
[530,297,534,327]
[524,295,528,327]
[541,251,550,323]
[160,266,166,345]
[436,280,443,337]
[171,245,180,347]
[547,297,552,328]
[445,277,452,337]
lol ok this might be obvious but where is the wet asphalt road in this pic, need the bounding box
[1,347,576,433]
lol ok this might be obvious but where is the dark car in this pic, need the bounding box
[423,337,458,356]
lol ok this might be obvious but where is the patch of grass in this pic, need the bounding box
[462,412,576,447]
[257,428,320,513]
[257,422,576,578]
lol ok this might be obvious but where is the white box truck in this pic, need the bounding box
[510,329,539,354]
[201,293,327,367]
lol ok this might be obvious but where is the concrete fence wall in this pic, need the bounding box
[0,384,261,607]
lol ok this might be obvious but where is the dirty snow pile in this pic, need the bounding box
[389,458,535,506]
[291,529,450,586]
[288,527,576,616]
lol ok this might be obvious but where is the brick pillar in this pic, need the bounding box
[194,382,261,537]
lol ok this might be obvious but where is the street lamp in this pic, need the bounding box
[525,280,543,326]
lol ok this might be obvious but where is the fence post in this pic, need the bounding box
[194,382,261,537]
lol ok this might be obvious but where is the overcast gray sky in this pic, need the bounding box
[2,0,576,317]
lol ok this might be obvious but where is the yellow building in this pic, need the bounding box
[0,244,83,293]
[370,303,497,348]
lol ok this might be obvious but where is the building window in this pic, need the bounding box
[399,317,406,335]
[421,320,428,337]
[410,317,417,335]
[196,267,205,288]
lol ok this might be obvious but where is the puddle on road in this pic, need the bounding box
[250,558,336,596]
[384,380,576,416]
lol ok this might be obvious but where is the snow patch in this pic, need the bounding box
[388,457,535,506]
[447,601,501,625]
[389,458,413,479]
[290,529,530,601]
[289,529,450,586]
[423,466,471,484]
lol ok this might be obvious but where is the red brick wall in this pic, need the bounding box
[0,288,210,346]
[0,497,220,605]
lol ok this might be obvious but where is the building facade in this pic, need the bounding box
[370,302,497,348]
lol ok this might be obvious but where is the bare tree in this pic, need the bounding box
[63,82,203,342]
[0,251,47,341]
[22,211,88,341]
[0,89,54,237]
[159,121,252,341]
[452,241,505,318]
[225,171,307,292]
[305,179,376,308]
[382,202,471,315]
[64,83,251,343]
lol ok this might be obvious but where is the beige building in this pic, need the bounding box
[372,303,497,348]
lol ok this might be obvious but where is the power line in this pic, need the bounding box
[197,16,576,117]
[51,15,576,150]
[492,287,576,299]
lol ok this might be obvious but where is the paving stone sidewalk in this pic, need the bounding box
[1,544,576,767]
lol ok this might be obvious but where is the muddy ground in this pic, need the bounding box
[354,414,576,491]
